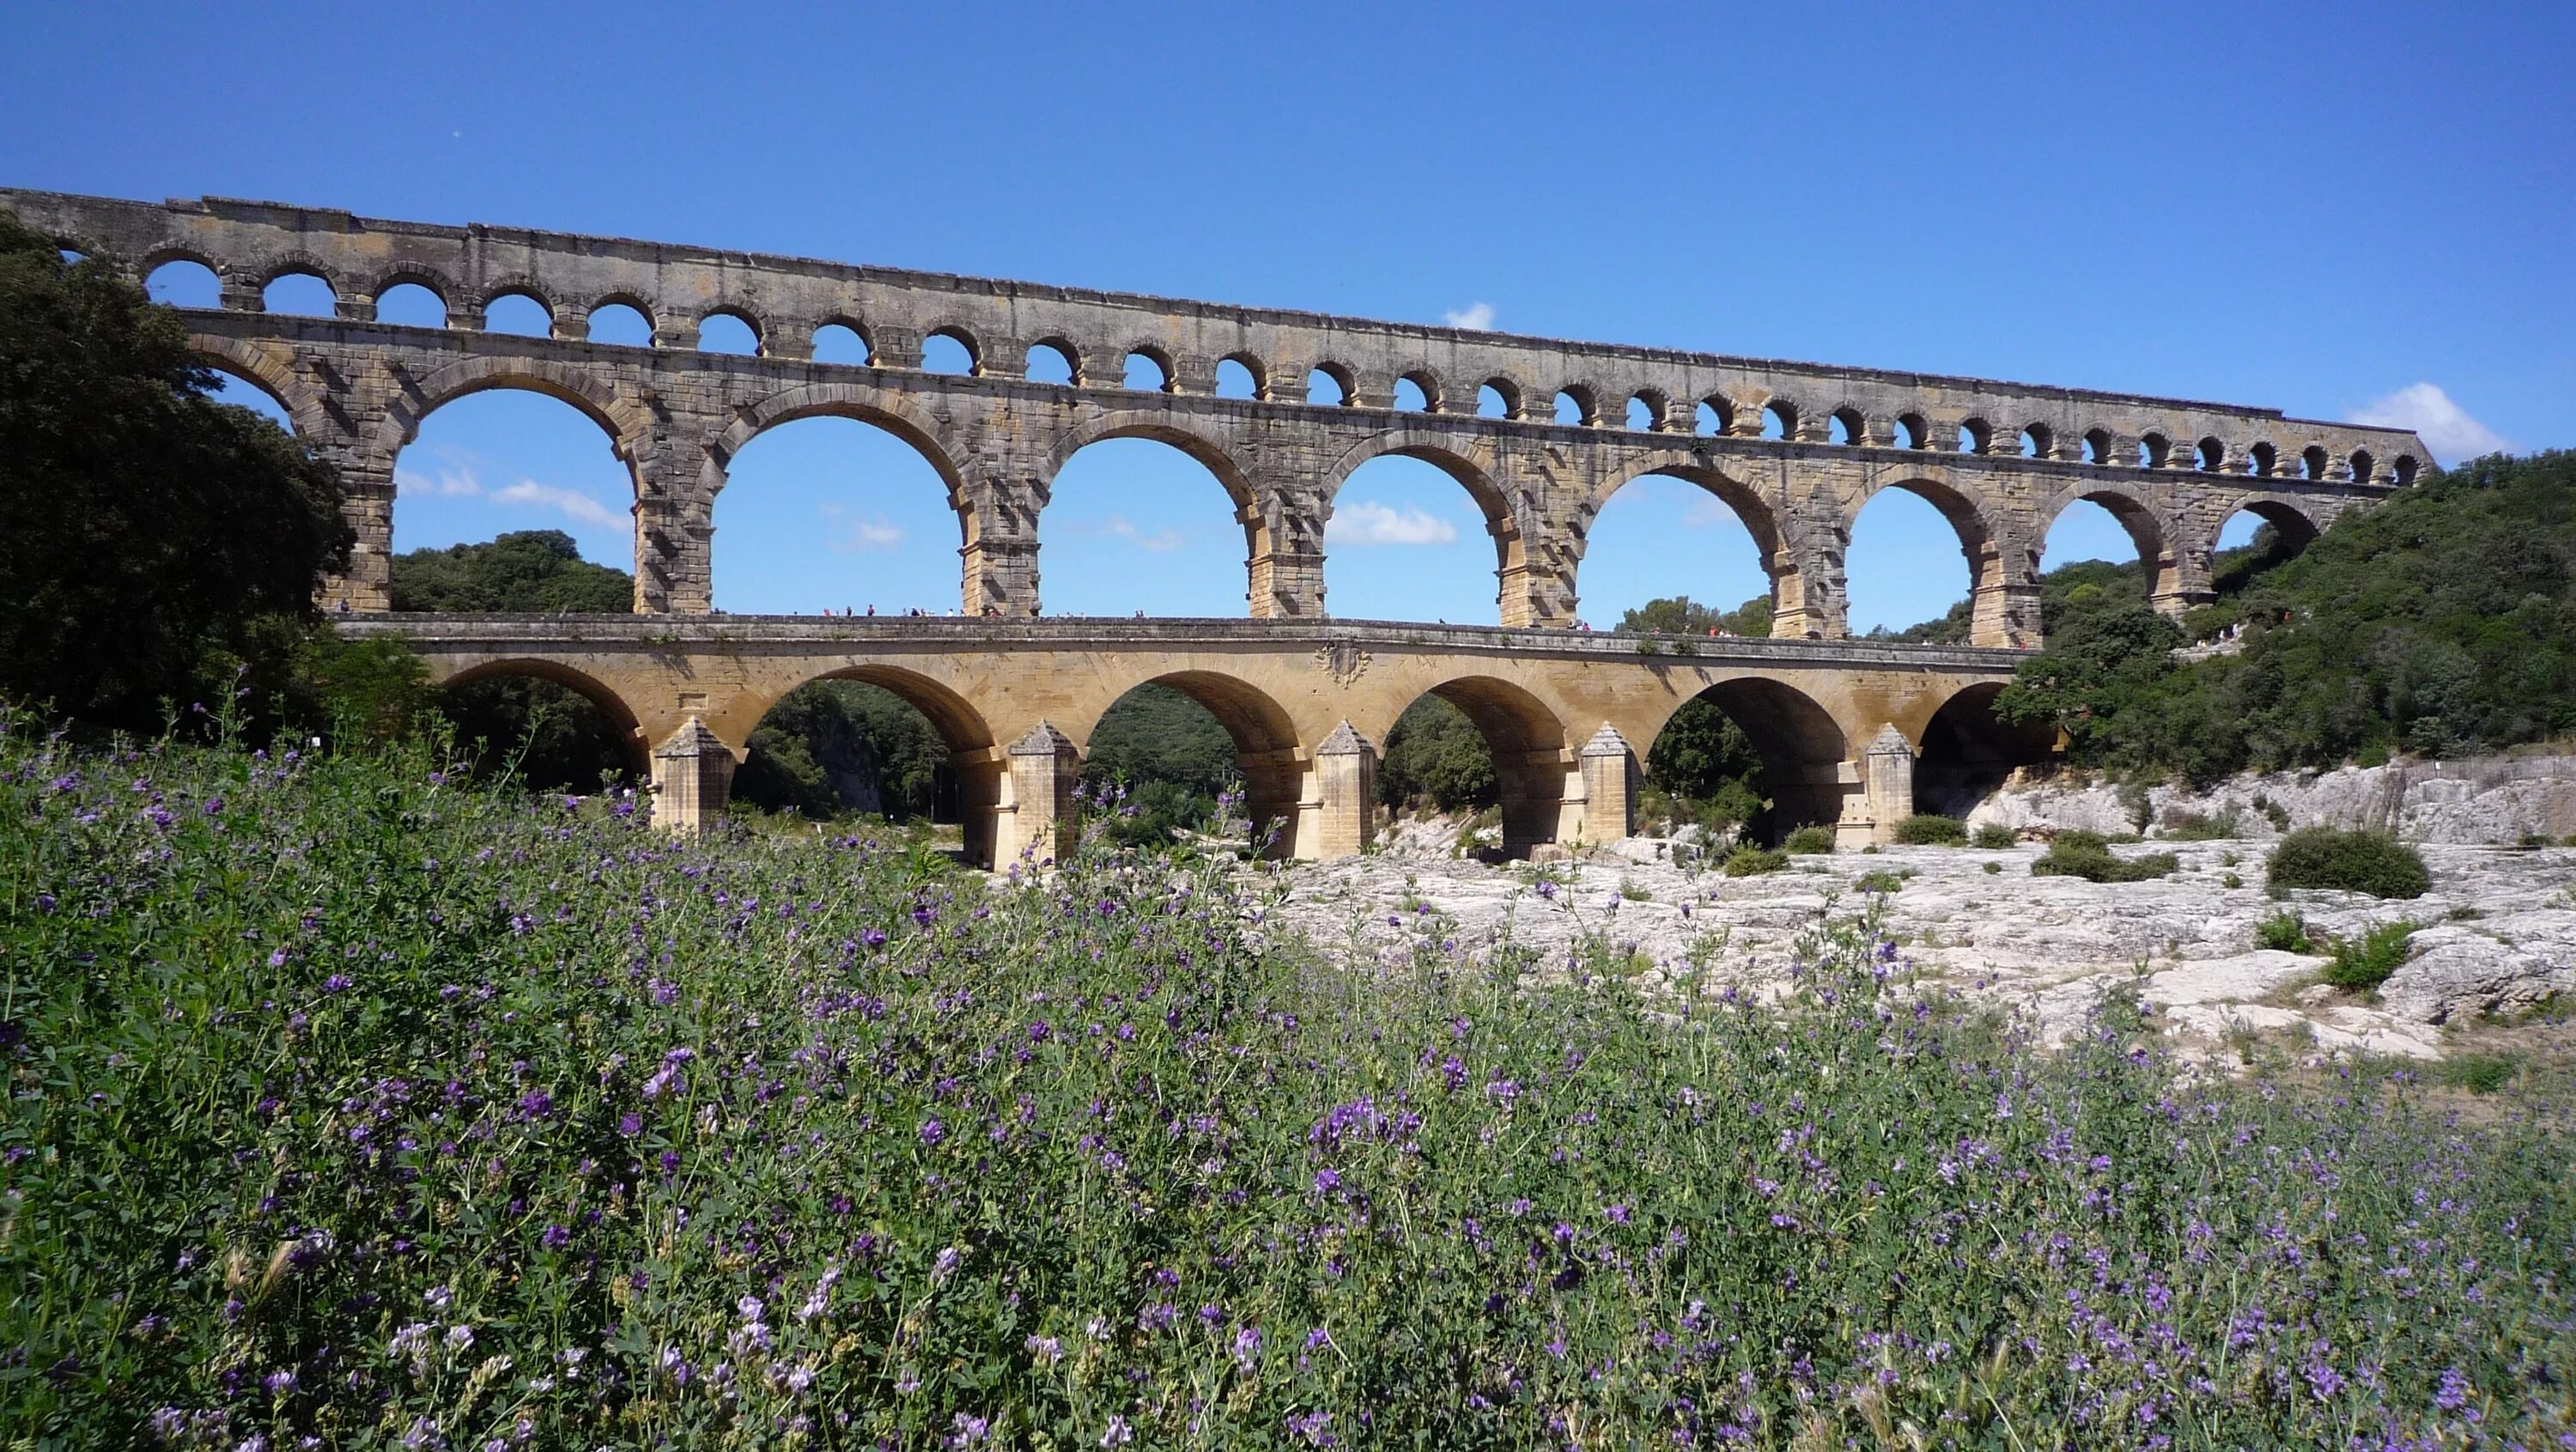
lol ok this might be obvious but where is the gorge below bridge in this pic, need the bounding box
[2,189,2432,862]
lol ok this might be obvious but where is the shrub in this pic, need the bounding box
[2254,909,2313,953]
[2324,920,2420,990]
[1892,813,1970,846]
[2160,810,2242,841]
[1782,824,1838,854]
[1983,860,2002,874]
[1971,823,2018,849]
[2267,828,2431,899]
[1722,845,1789,876]
[1854,869,1907,893]
[2436,1052,2521,1095]
[2032,829,2178,883]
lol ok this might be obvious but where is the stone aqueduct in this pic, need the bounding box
[7,189,2428,862]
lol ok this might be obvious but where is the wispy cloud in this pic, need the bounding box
[1443,302,1496,331]
[1087,515,1187,552]
[818,502,905,553]
[1327,501,1459,547]
[393,458,624,528]
[2348,383,2511,465]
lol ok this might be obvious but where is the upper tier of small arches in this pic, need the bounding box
[127,233,2421,489]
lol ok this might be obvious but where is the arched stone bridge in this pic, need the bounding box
[340,615,2038,866]
[9,190,2427,648]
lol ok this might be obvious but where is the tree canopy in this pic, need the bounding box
[389,529,633,613]
[0,210,349,727]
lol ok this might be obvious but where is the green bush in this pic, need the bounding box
[1722,845,1789,877]
[2160,810,2242,841]
[2254,909,2313,953]
[2032,829,2178,883]
[2266,827,2431,899]
[2436,1052,2522,1095]
[1971,823,2018,849]
[1983,860,2002,874]
[1782,824,1838,854]
[2324,920,2421,990]
[1892,813,1970,846]
[1854,869,1907,893]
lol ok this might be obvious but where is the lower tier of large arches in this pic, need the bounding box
[363,623,2039,867]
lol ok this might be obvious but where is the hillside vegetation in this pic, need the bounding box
[6,720,2572,1445]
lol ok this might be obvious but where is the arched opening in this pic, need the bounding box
[2394,454,2420,485]
[1695,398,1733,436]
[698,311,761,356]
[1625,391,1668,432]
[482,292,551,337]
[1849,482,1984,641]
[2213,501,2322,593]
[1582,469,1775,635]
[1326,453,1509,623]
[921,329,978,376]
[586,301,653,348]
[1643,678,1847,845]
[1216,356,1261,400]
[1307,365,1351,406]
[713,414,963,615]
[434,660,647,796]
[1831,408,1864,446]
[386,386,639,602]
[2196,436,2227,472]
[812,322,870,365]
[2137,433,2172,469]
[2038,495,2164,628]
[1896,414,1929,451]
[734,670,991,862]
[1085,674,1300,857]
[1959,418,1993,454]
[1043,434,1255,616]
[374,282,447,327]
[146,258,222,308]
[2249,441,2279,477]
[1392,377,1431,412]
[262,270,336,317]
[1020,339,1075,385]
[198,364,298,434]
[1123,349,1171,392]
[2020,424,2052,459]
[1378,678,1568,860]
[1553,386,1595,426]
[2083,428,2113,465]
[1760,401,1795,440]
[1913,683,2055,820]
[2300,445,2330,481]
[2348,449,2376,484]
[1480,380,1520,419]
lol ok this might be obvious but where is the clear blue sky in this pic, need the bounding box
[6,1,2566,628]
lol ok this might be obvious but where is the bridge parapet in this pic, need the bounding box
[10,188,2427,648]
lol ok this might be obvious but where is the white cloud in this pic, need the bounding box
[1443,302,1496,331]
[1090,515,1186,552]
[2348,383,2511,465]
[489,480,626,529]
[824,512,905,553]
[1327,501,1460,547]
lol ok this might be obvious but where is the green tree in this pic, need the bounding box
[1379,694,1498,811]
[0,210,349,728]
[1616,593,1772,638]
[735,680,949,821]
[389,529,633,613]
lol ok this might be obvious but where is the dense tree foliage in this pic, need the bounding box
[1379,695,1498,812]
[0,210,349,729]
[1615,593,1772,638]
[2001,452,2576,779]
[1080,683,1243,844]
[734,680,949,821]
[388,529,633,613]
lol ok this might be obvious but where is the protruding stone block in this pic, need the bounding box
[1310,720,1377,860]
[1000,720,1080,867]
[651,717,735,832]
[1577,723,1636,844]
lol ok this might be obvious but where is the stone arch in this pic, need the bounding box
[141,242,225,277]
[1077,668,1308,855]
[1637,673,1850,839]
[585,291,659,340]
[1219,351,1270,400]
[756,663,1003,864]
[374,355,647,461]
[184,334,336,440]
[2209,493,2325,559]
[434,657,652,777]
[697,305,768,355]
[1482,374,1528,419]
[2035,480,2176,598]
[1627,386,1671,432]
[1120,343,1176,392]
[1828,404,1868,446]
[1040,410,1271,613]
[1382,674,1571,859]
[1911,680,2054,819]
[1574,459,1790,635]
[920,321,984,375]
[1847,473,2024,647]
[1320,430,1527,621]
[710,383,971,538]
[813,313,873,362]
[359,263,460,313]
[1554,382,1601,427]
[1022,334,1081,383]
[479,275,556,315]
[1308,360,1357,407]
[256,250,349,295]
[1399,368,1446,413]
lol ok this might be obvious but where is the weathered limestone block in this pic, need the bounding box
[1577,724,1636,845]
[650,718,735,832]
[1309,721,1377,860]
[999,720,1081,867]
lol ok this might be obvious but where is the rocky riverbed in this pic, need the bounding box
[1266,818,2576,1062]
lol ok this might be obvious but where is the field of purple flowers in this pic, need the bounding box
[3,712,2572,1450]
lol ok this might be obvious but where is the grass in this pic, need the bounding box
[3,715,2573,1447]
[2256,909,2315,953]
